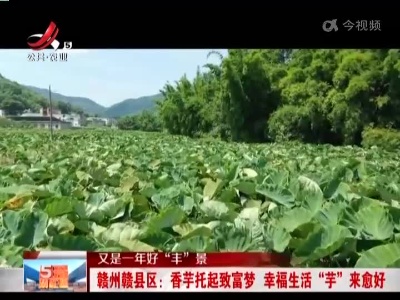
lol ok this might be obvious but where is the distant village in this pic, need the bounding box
[0,108,117,130]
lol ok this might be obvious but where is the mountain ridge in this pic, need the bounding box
[104,94,161,118]
[24,85,107,115]
[23,85,162,117]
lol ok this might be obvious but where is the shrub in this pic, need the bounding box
[267,105,311,142]
[0,118,34,129]
[362,127,400,151]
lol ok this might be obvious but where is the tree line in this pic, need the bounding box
[119,50,400,150]
[0,98,84,116]
[0,75,84,116]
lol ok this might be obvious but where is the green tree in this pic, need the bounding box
[0,99,25,115]
[117,111,161,132]
[56,101,73,114]
[156,49,400,146]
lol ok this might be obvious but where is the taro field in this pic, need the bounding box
[0,129,399,268]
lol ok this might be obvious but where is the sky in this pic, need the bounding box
[0,49,227,107]
[24,258,86,274]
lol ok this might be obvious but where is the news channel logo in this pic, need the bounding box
[23,258,87,292]
[322,19,339,32]
[27,21,72,51]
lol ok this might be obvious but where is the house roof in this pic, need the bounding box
[8,116,66,122]
[21,113,43,117]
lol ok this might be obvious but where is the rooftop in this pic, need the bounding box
[21,113,43,117]
[8,116,66,122]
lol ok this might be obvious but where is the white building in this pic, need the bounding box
[21,112,42,117]
[101,118,115,126]
[0,109,4,117]
[86,117,116,127]
[39,108,86,127]
[9,116,72,130]
[57,113,86,127]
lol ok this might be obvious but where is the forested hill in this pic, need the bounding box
[25,86,161,117]
[104,94,161,117]
[25,85,106,116]
[0,74,47,113]
[0,74,162,117]
[0,74,84,115]
[152,49,400,147]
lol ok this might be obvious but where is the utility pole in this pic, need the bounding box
[48,85,53,140]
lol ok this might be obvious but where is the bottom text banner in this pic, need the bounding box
[89,268,397,292]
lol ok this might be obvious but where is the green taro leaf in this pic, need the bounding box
[1,123,400,268]
[355,243,400,267]
[256,188,295,208]
[293,225,353,264]
[357,205,394,240]
[51,234,98,251]
[14,210,48,248]
[203,178,223,201]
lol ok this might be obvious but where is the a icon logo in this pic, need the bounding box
[63,41,72,50]
[40,265,53,279]
[322,19,339,32]
[27,21,72,51]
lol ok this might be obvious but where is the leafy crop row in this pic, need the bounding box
[0,130,399,268]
